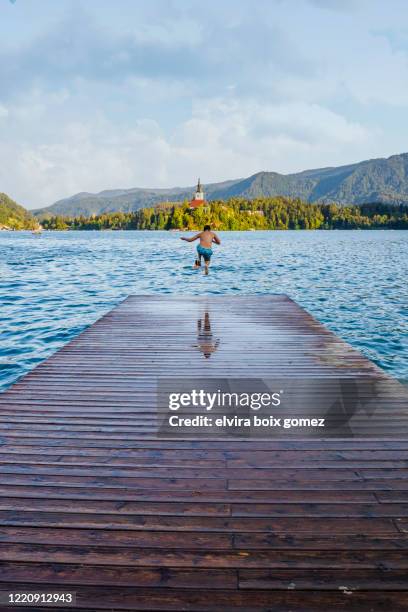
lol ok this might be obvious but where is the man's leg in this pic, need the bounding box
[204,257,210,275]
[193,254,201,269]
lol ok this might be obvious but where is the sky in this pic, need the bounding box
[1,0,408,209]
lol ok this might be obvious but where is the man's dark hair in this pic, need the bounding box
[204,225,211,231]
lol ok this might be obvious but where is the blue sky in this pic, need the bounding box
[1,0,408,208]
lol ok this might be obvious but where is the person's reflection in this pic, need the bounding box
[197,311,220,359]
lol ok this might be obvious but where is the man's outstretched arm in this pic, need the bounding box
[180,232,202,242]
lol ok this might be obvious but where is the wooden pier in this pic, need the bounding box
[0,295,407,610]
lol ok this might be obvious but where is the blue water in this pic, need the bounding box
[0,230,407,390]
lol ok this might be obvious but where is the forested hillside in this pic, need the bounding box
[40,197,408,231]
[0,193,38,230]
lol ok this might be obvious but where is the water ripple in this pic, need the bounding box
[0,230,407,390]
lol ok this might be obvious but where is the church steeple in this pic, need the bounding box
[195,178,204,201]
[189,177,206,209]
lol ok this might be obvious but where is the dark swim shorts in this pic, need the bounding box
[197,245,213,261]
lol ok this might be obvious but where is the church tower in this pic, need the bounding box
[195,178,204,201]
[189,178,206,209]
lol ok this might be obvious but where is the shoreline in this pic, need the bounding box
[1,227,407,233]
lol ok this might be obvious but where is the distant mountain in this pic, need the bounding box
[33,180,240,219]
[33,153,408,219]
[0,193,38,230]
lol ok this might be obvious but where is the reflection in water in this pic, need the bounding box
[196,311,220,359]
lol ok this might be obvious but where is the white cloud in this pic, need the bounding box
[1,0,408,208]
[0,94,378,209]
[167,98,375,180]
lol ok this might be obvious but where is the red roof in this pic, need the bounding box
[189,199,207,209]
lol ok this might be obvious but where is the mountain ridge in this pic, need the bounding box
[33,152,408,219]
[0,193,38,230]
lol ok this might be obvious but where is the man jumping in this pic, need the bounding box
[180,225,221,275]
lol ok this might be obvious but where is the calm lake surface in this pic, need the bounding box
[0,230,407,390]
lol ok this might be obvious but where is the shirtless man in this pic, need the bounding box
[180,225,221,275]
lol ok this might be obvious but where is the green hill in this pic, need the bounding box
[34,153,408,219]
[220,153,408,204]
[0,193,38,230]
[40,197,408,231]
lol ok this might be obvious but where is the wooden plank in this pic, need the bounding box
[0,474,227,490]
[2,436,408,450]
[238,568,408,590]
[1,543,408,568]
[6,496,408,518]
[0,527,233,549]
[228,479,408,491]
[0,511,398,534]
[0,464,367,480]
[233,533,408,550]
[230,503,408,518]
[0,485,377,503]
[0,562,237,588]
[0,498,231,516]
[2,455,407,469]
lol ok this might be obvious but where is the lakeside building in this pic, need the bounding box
[189,178,207,210]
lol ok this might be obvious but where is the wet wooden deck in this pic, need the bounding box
[0,295,408,611]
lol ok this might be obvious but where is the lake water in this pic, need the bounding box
[0,230,407,391]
